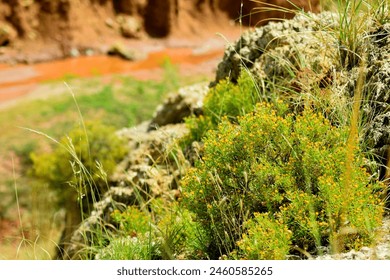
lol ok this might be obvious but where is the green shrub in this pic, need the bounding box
[181,101,384,259]
[184,114,213,144]
[204,70,260,125]
[96,235,160,260]
[183,70,261,145]
[235,213,292,260]
[111,206,151,238]
[30,121,126,212]
[101,206,158,260]
[105,199,206,260]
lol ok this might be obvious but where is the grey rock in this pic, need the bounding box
[360,24,390,176]
[213,12,338,85]
[148,83,209,130]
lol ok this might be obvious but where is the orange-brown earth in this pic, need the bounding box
[0,43,235,107]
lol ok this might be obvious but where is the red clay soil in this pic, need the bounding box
[0,0,319,62]
[0,45,230,105]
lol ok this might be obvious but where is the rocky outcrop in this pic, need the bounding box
[213,11,338,85]
[148,83,208,130]
[361,23,390,179]
[213,11,390,179]
[61,7,390,259]
[60,120,190,258]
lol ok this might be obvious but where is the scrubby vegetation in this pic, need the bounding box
[30,121,126,223]
[182,99,383,259]
[3,0,390,260]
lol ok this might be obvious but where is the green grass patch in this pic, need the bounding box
[0,68,207,259]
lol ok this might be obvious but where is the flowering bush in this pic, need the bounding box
[236,213,292,260]
[181,101,384,259]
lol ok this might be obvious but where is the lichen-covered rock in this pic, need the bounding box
[361,23,390,177]
[213,11,390,180]
[60,119,190,259]
[148,83,208,130]
[213,12,338,85]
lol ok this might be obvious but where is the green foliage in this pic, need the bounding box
[204,70,259,125]
[334,0,390,69]
[12,141,37,166]
[337,0,366,69]
[183,114,213,145]
[372,0,390,25]
[235,213,292,260]
[183,70,261,145]
[111,206,151,238]
[96,235,160,260]
[30,121,126,209]
[98,199,205,260]
[181,101,384,259]
[161,58,181,93]
[100,206,157,260]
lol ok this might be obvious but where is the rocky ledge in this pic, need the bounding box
[61,11,390,260]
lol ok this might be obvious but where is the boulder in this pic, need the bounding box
[60,120,190,259]
[107,42,135,60]
[213,11,338,85]
[148,83,209,130]
[360,23,390,178]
